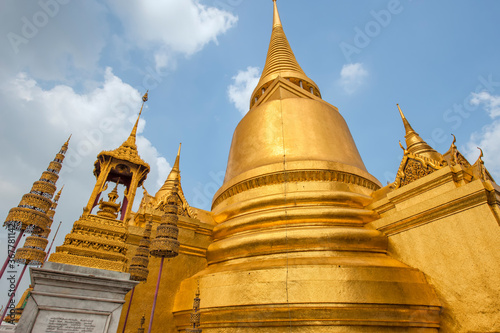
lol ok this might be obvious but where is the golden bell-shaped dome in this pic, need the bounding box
[174,2,441,332]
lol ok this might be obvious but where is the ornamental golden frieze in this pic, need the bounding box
[212,169,381,209]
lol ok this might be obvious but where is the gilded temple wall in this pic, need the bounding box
[370,168,500,333]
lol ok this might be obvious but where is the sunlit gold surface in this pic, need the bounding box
[172,2,441,331]
[46,2,499,332]
[370,165,500,332]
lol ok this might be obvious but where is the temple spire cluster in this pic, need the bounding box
[10,2,497,332]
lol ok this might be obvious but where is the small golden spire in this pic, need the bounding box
[272,0,281,28]
[397,104,415,135]
[397,104,442,162]
[123,91,148,149]
[54,185,64,202]
[173,143,181,171]
[165,143,182,182]
[108,181,120,204]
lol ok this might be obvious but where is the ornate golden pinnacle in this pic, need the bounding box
[186,284,202,333]
[129,221,153,282]
[4,139,69,234]
[150,182,180,258]
[14,232,48,266]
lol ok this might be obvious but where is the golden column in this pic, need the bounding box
[173,1,440,331]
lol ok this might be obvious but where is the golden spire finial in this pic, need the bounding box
[122,91,148,149]
[250,0,320,107]
[173,143,181,171]
[272,0,281,28]
[108,181,120,203]
[397,104,442,162]
[397,104,415,135]
[54,185,64,202]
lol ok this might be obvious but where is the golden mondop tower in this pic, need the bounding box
[172,1,440,331]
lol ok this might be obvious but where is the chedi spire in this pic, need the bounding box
[250,0,320,109]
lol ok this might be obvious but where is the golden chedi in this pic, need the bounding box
[4,137,70,235]
[173,1,440,331]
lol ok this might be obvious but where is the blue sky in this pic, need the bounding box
[0,0,500,307]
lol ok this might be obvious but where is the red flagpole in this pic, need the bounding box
[0,264,28,324]
[147,257,164,333]
[44,221,62,263]
[121,286,136,333]
[0,231,24,279]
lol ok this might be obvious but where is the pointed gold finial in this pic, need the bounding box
[272,0,281,28]
[165,143,182,182]
[397,104,442,162]
[123,91,148,149]
[173,143,181,171]
[397,104,415,135]
[477,147,484,161]
[250,0,320,108]
[451,134,457,146]
[54,185,64,202]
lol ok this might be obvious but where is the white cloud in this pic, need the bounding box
[228,66,261,115]
[0,0,108,81]
[338,62,368,94]
[464,92,500,178]
[0,68,171,235]
[105,0,238,70]
[470,91,500,118]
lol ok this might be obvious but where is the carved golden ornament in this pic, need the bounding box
[186,287,202,333]
[31,181,57,198]
[4,207,50,233]
[150,185,180,258]
[49,252,127,272]
[19,193,52,214]
[63,234,127,255]
[401,159,436,186]
[47,161,62,174]
[40,171,59,185]
[213,169,380,209]
[394,156,440,189]
[22,235,48,250]
[54,153,65,163]
[97,149,150,173]
[129,221,152,281]
[128,266,149,282]
[150,222,180,257]
[14,246,46,266]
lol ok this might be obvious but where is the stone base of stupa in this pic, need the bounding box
[16,262,137,333]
